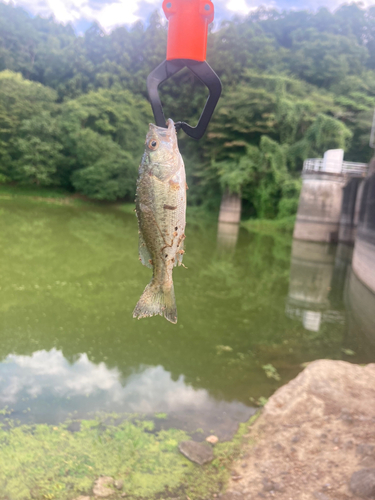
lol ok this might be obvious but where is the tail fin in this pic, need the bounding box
[133,279,177,324]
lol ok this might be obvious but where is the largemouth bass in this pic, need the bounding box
[133,119,187,324]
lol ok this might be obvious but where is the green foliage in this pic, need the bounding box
[0,71,57,180]
[0,1,374,212]
[262,363,281,381]
[14,112,63,185]
[71,133,135,200]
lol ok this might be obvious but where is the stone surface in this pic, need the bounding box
[93,476,114,498]
[178,440,214,465]
[114,479,123,490]
[67,421,81,433]
[350,468,375,498]
[206,435,219,445]
[221,360,375,500]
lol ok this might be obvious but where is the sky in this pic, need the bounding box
[5,0,375,33]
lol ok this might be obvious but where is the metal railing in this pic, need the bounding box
[303,158,367,176]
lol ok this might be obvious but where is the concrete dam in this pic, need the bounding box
[289,148,375,347]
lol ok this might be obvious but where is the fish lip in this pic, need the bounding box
[148,119,176,138]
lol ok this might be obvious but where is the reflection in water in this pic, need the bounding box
[216,221,240,252]
[286,240,348,332]
[0,349,253,437]
[286,235,375,363]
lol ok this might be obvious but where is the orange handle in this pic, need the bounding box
[162,0,214,62]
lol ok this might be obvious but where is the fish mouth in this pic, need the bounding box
[148,119,176,139]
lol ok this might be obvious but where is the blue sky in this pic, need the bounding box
[5,0,375,33]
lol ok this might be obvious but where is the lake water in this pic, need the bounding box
[0,200,374,438]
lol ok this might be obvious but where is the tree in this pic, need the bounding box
[71,130,135,200]
[0,70,57,181]
[56,88,152,197]
[14,112,63,185]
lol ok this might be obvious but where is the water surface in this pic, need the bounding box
[0,200,374,435]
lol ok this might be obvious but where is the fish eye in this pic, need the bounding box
[148,138,159,151]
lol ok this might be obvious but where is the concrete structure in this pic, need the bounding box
[285,240,345,332]
[345,268,375,357]
[218,190,241,224]
[352,158,375,294]
[293,150,367,243]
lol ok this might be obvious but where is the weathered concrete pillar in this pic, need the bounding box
[352,158,375,294]
[293,172,345,243]
[285,240,336,331]
[218,190,241,224]
[338,178,363,244]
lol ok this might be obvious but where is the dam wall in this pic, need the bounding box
[352,158,375,294]
[294,150,367,243]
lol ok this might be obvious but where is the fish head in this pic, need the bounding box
[140,119,181,180]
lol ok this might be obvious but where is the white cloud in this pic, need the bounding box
[8,0,161,32]
[8,0,375,33]
[225,0,255,15]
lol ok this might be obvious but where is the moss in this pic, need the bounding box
[0,412,259,500]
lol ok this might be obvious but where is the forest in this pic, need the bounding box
[0,1,375,218]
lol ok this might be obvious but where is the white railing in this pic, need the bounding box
[303,158,367,176]
[342,161,369,175]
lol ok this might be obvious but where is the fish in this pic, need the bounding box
[133,118,187,324]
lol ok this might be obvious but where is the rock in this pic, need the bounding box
[262,478,275,492]
[114,480,123,490]
[178,440,214,465]
[262,478,283,492]
[67,421,81,433]
[263,360,375,422]
[223,360,375,500]
[291,434,300,443]
[93,476,114,498]
[357,444,375,457]
[350,468,375,498]
[206,435,219,445]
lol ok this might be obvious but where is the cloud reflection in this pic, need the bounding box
[0,349,252,430]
